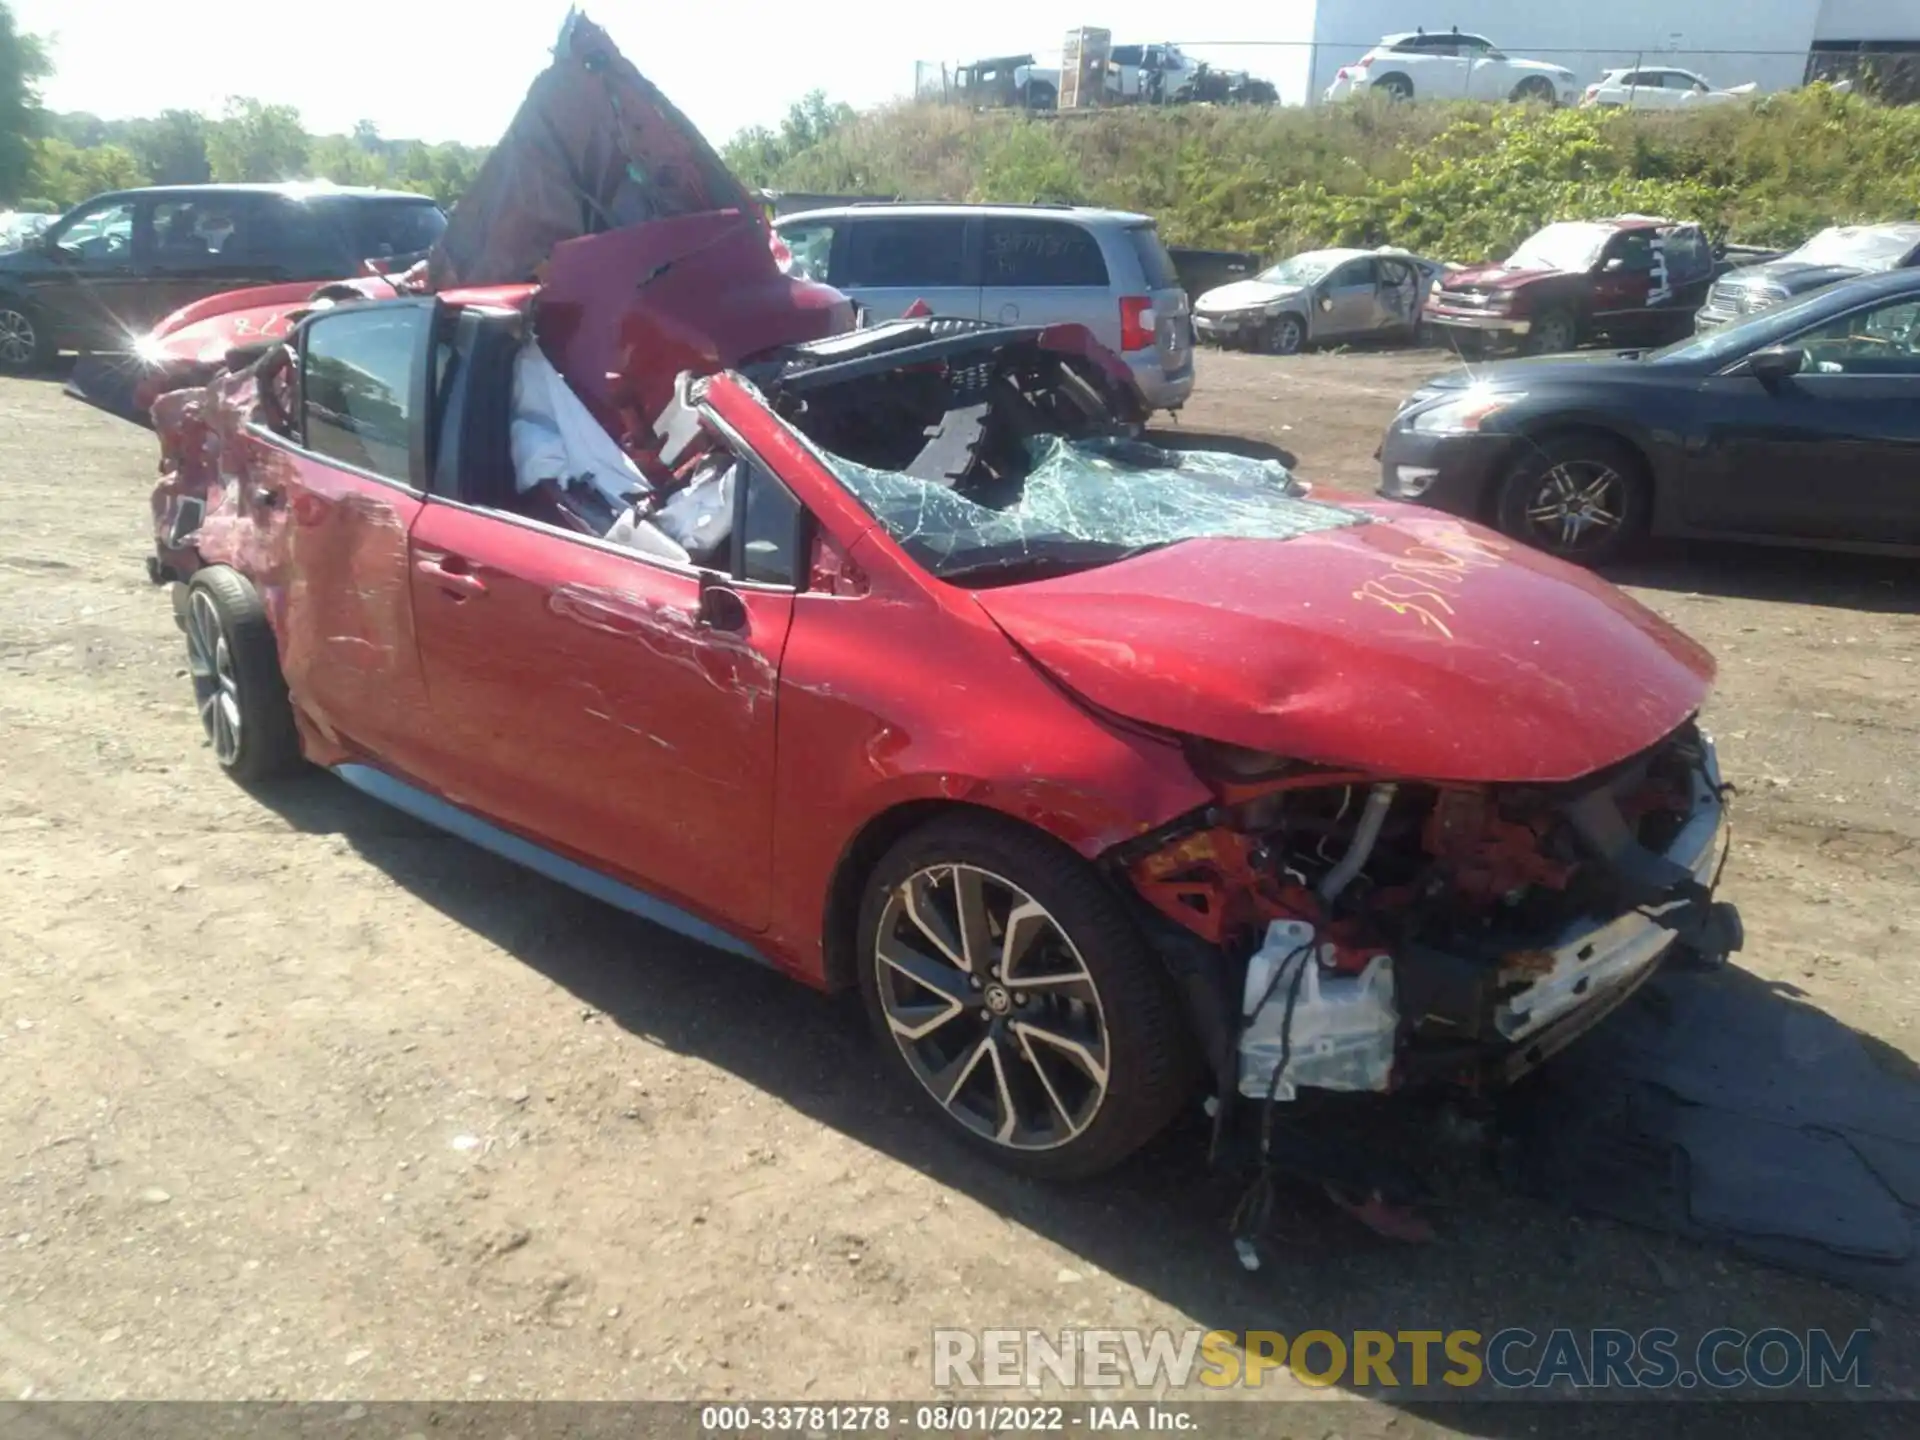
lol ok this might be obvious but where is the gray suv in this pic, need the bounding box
[773,203,1195,414]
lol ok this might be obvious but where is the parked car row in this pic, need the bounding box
[119,12,1747,1226]
[1324,28,1755,109]
[1189,247,1451,354]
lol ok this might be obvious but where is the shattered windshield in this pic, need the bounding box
[823,436,1371,584]
[1257,252,1345,286]
[1505,222,1613,274]
[1790,227,1920,272]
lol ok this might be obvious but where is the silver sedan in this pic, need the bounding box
[1192,247,1451,354]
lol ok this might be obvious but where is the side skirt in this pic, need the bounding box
[331,763,773,968]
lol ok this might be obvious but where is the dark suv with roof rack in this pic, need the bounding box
[0,183,447,372]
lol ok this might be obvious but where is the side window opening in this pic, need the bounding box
[299,305,431,484]
[778,221,837,282]
[982,219,1109,288]
[843,217,967,289]
[50,198,136,261]
[1330,258,1379,288]
[467,328,812,590]
[606,433,808,587]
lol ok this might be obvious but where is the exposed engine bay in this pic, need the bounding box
[1116,720,1741,1116]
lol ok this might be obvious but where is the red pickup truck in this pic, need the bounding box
[1423,215,1735,356]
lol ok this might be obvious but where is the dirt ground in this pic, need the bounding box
[2,345,1917,1433]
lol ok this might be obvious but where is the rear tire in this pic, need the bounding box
[1374,74,1414,101]
[1512,76,1559,105]
[1493,432,1650,566]
[855,813,1195,1181]
[182,566,303,783]
[0,297,50,373]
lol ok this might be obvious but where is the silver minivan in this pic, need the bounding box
[773,203,1195,414]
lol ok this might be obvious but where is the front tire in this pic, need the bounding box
[856,813,1194,1180]
[1526,306,1578,355]
[182,566,303,783]
[1493,432,1650,566]
[1260,313,1306,355]
[0,298,50,373]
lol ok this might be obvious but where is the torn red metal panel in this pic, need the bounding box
[536,215,851,447]
[426,9,759,290]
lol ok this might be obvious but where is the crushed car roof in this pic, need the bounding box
[426,8,759,288]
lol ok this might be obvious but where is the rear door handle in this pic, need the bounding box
[415,553,487,599]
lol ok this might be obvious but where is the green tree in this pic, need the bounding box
[205,97,309,182]
[24,136,147,208]
[0,1,52,201]
[722,89,856,189]
[129,109,211,185]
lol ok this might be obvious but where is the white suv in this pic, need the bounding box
[1325,30,1579,106]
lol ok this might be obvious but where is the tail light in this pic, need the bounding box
[903,298,933,319]
[1119,295,1158,351]
[769,233,793,271]
[1581,85,1600,105]
[1354,54,1375,71]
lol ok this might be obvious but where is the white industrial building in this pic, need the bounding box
[1173,0,1920,105]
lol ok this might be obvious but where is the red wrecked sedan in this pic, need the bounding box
[143,16,1741,1191]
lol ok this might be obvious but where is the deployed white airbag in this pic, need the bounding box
[510,341,649,509]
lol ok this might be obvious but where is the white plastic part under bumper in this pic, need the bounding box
[1494,736,1731,1046]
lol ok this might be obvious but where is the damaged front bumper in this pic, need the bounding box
[1235,737,1737,1103]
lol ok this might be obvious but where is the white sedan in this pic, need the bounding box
[1579,67,1756,109]
[1324,30,1580,106]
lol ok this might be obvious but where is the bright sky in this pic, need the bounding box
[13,1,1318,149]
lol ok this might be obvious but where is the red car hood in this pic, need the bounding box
[1441,264,1559,293]
[971,505,1713,784]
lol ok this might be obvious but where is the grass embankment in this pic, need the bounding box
[756,88,1920,262]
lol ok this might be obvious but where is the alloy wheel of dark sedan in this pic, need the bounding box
[1523,460,1627,553]
[872,862,1110,1152]
[0,307,39,369]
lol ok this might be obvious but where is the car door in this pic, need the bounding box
[1375,256,1423,331]
[23,195,146,351]
[229,298,441,772]
[145,193,297,325]
[1459,35,1508,98]
[980,215,1112,336]
[1588,229,1668,339]
[838,213,979,322]
[1407,34,1471,97]
[405,390,806,930]
[1315,257,1382,339]
[1686,295,1920,546]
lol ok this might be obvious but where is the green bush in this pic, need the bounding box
[762,87,1920,262]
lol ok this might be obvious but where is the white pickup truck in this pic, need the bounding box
[999,42,1270,108]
